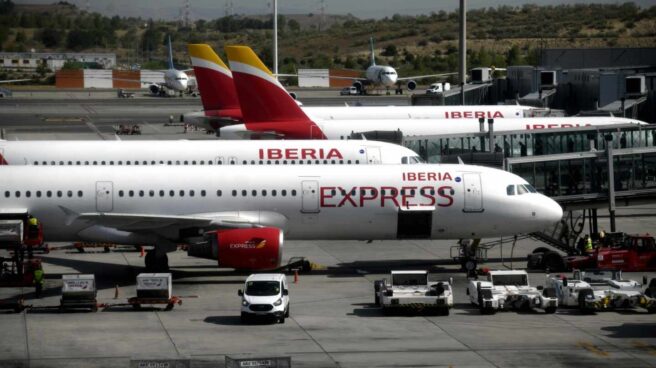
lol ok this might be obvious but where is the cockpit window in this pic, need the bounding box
[401,156,425,164]
[506,185,515,196]
[524,184,537,193]
[517,185,528,195]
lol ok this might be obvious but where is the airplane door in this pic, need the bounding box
[95,181,113,212]
[463,173,483,212]
[366,147,381,164]
[301,180,320,213]
[215,156,224,165]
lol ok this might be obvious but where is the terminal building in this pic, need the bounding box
[0,52,117,71]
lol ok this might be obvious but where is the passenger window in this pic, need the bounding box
[506,185,515,196]
[76,161,81,165]
[262,190,267,196]
[152,161,156,165]
[217,190,222,197]
[46,191,52,198]
[36,191,42,198]
[201,190,206,197]
[251,160,255,165]
[159,190,164,197]
[59,161,64,165]
[139,190,144,197]
[192,161,197,165]
[251,190,257,197]
[292,190,297,196]
[118,161,123,165]
[272,190,277,196]
[200,160,205,165]
[15,191,20,198]
[190,190,195,197]
[241,190,247,197]
[56,191,62,198]
[101,161,106,165]
[179,190,185,197]
[119,190,124,197]
[68,161,72,165]
[110,161,114,165]
[347,160,351,164]
[134,161,139,166]
[184,161,188,165]
[167,161,172,165]
[67,190,72,197]
[243,160,247,164]
[169,190,175,197]
[232,190,237,197]
[355,160,360,164]
[149,190,154,197]
[275,160,279,165]
[78,191,83,197]
[282,190,287,196]
[402,157,408,164]
[93,161,97,165]
[129,190,134,197]
[84,161,89,165]
[3,191,8,198]
[34,161,39,165]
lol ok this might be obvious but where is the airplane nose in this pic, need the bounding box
[539,195,563,227]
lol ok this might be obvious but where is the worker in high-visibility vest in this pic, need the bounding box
[33,267,44,298]
[585,235,593,253]
[27,215,39,237]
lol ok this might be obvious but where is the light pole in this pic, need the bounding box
[273,0,278,77]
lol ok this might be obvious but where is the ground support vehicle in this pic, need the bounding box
[340,87,359,96]
[117,89,135,98]
[238,274,290,324]
[528,233,656,272]
[129,273,180,311]
[374,271,453,315]
[546,269,656,314]
[467,270,558,314]
[60,274,98,312]
[0,214,45,287]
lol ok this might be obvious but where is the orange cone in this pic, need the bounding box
[139,246,145,257]
[114,285,119,299]
[294,270,299,284]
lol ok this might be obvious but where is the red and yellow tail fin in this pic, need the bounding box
[225,45,325,139]
[188,44,240,112]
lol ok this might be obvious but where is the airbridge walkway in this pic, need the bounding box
[404,123,656,235]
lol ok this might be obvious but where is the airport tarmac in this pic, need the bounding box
[0,89,411,132]
[0,93,655,368]
[0,213,655,368]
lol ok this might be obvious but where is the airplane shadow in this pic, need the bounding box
[602,323,656,338]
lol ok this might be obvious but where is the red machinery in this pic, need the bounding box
[566,234,656,272]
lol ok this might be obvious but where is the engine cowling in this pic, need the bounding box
[288,91,297,100]
[406,80,417,91]
[352,81,363,93]
[149,84,161,95]
[187,227,283,270]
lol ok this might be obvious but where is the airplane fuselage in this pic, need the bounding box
[0,140,419,166]
[0,165,562,243]
[365,65,398,87]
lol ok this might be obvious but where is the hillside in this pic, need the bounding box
[1,1,655,82]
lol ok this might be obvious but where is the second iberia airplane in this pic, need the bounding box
[183,44,534,131]
[0,139,421,166]
[0,164,562,271]
[217,46,645,140]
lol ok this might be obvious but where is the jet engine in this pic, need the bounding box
[406,80,417,91]
[187,227,283,270]
[288,92,298,100]
[149,84,162,95]
[352,81,363,93]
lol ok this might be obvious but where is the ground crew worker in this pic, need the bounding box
[585,235,593,253]
[599,229,606,246]
[27,215,39,238]
[33,266,44,298]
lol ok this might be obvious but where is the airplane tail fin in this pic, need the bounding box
[167,35,174,70]
[369,37,376,66]
[225,45,325,138]
[188,44,240,112]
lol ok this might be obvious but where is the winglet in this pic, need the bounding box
[225,45,325,138]
[188,44,241,112]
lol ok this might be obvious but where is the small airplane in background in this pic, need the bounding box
[144,35,196,97]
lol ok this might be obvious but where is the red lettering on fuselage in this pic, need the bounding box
[445,111,504,119]
[525,123,593,130]
[402,172,452,181]
[258,148,344,160]
[319,185,455,208]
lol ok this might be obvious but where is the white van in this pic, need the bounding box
[238,273,290,323]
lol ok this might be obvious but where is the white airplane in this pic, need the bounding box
[183,44,532,132]
[338,37,456,93]
[0,139,421,166]
[0,164,562,270]
[219,46,647,140]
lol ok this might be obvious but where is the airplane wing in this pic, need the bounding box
[396,72,457,81]
[229,130,286,140]
[0,79,32,84]
[68,210,288,233]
